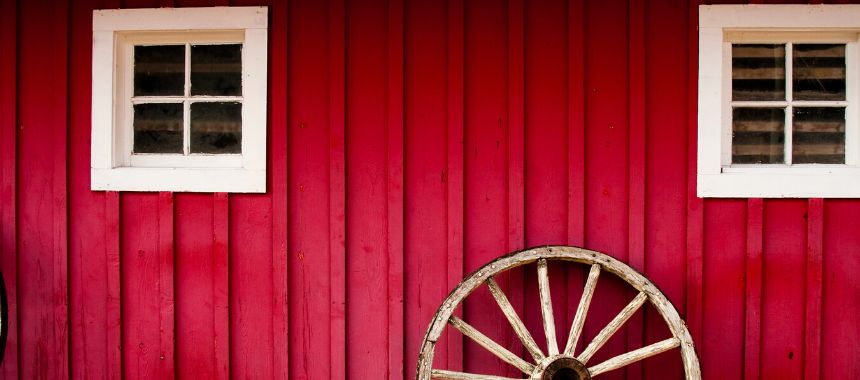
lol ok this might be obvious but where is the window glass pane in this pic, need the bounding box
[732,107,785,164]
[134,45,185,96]
[732,44,786,101]
[190,102,242,154]
[793,107,845,164]
[190,44,242,96]
[134,103,184,154]
[793,44,846,101]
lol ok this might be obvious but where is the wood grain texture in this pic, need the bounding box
[329,0,347,377]
[158,192,174,379]
[51,1,71,374]
[685,0,705,357]
[448,317,534,375]
[270,0,289,378]
[627,2,646,378]
[536,259,559,356]
[446,0,465,372]
[565,264,600,356]
[578,292,647,365]
[589,337,680,377]
[106,192,121,380]
[485,277,543,362]
[803,198,824,380]
[17,1,70,377]
[345,0,391,376]
[387,0,405,378]
[0,0,17,376]
[176,194,216,378]
[213,193,229,379]
[744,198,764,380]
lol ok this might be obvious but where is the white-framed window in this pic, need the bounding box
[91,7,268,193]
[699,5,860,198]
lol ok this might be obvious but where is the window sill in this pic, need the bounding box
[92,167,265,193]
[698,171,860,198]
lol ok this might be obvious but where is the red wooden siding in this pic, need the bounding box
[0,0,858,379]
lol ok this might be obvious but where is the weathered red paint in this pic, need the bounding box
[0,0,858,379]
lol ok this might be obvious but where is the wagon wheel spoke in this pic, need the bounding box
[577,292,648,364]
[588,337,680,377]
[431,369,523,380]
[448,316,536,375]
[564,264,601,356]
[536,258,560,356]
[485,277,545,362]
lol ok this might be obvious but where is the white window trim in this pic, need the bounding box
[92,6,268,193]
[699,4,860,198]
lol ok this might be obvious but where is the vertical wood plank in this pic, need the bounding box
[175,194,216,377]
[271,0,289,378]
[643,2,689,377]
[106,192,122,380]
[507,1,525,375]
[627,0,646,278]
[19,1,71,377]
[685,0,706,354]
[122,193,163,379]
[760,200,806,379]
[52,1,71,376]
[329,0,347,376]
[345,0,390,376]
[508,0,525,255]
[403,0,453,375]
[702,200,746,380]
[387,0,405,377]
[213,193,229,379]
[744,198,764,380]
[582,1,630,375]
[446,0,465,371]
[288,0,334,376]
[462,0,512,373]
[565,0,586,339]
[626,1,646,378]
[0,0,18,376]
[803,198,824,380]
[820,200,860,379]
[567,0,585,249]
[158,192,175,379]
[522,0,570,358]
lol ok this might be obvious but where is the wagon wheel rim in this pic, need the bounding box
[416,246,701,380]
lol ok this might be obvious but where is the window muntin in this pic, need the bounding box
[130,42,243,157]
[729,42,848,166]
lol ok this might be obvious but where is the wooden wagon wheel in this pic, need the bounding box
[416,246,700,380]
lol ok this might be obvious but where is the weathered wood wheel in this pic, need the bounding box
[417,246,700,380]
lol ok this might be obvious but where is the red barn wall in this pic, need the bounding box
[0,0,858,379]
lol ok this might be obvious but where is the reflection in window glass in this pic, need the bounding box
[134,45,185,96]
[134,103,184,153]
[732,107,785,164]
[793,107,845,164]
[190,102,242,154]
[732,44,785,101]
[793,44,846,101]
[191,44,242,96]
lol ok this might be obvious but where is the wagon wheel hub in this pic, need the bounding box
[536,356,590,380]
